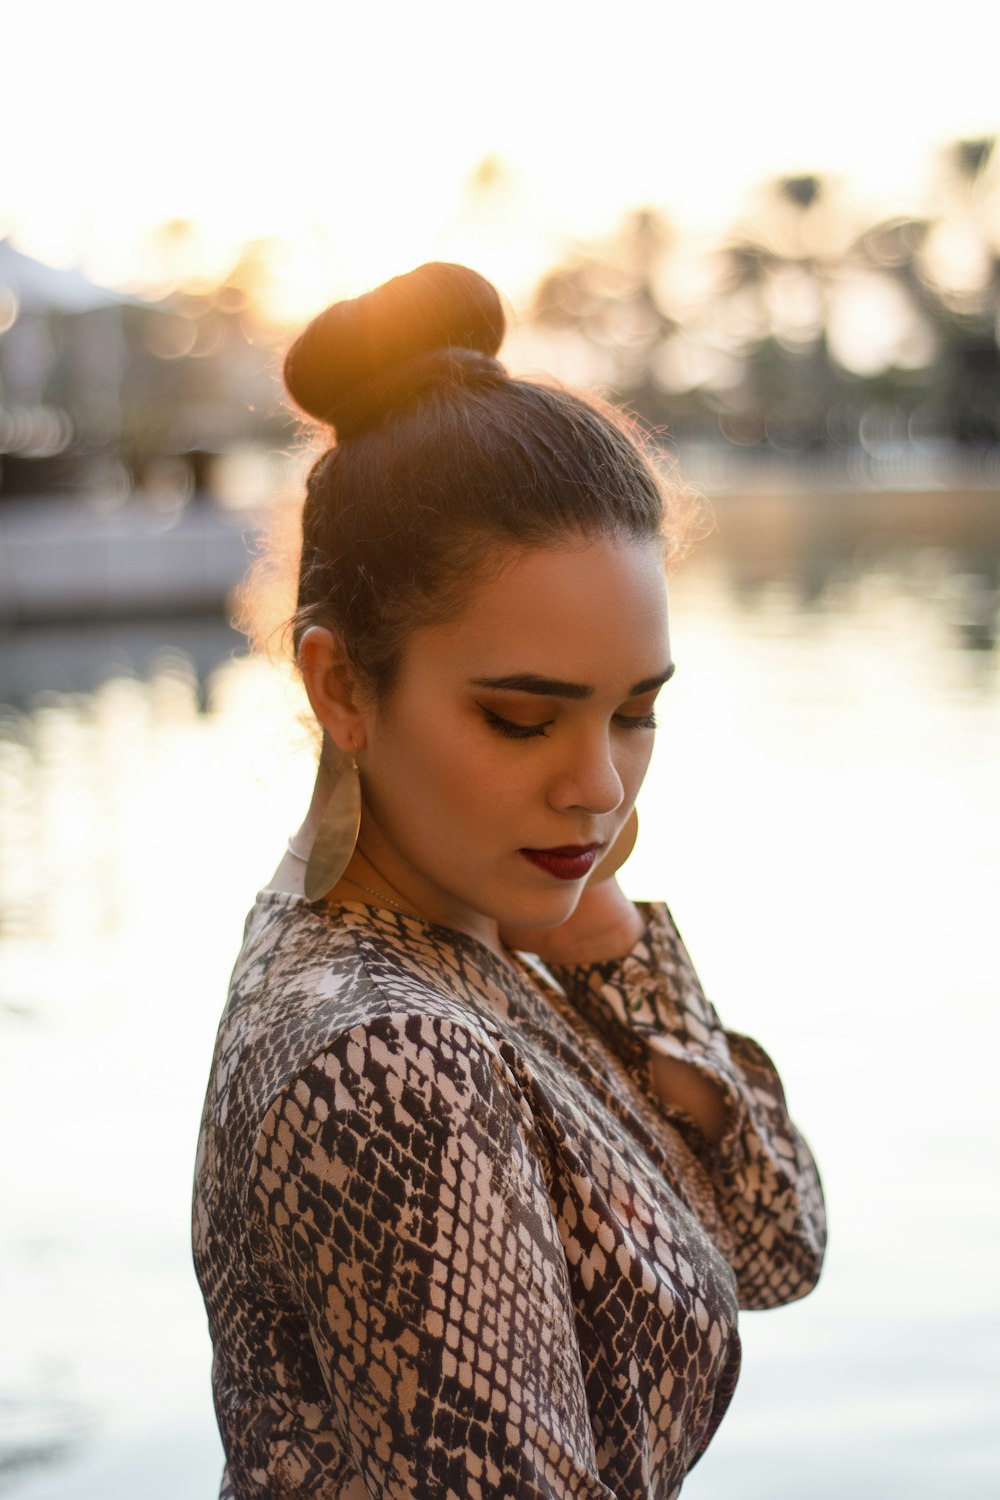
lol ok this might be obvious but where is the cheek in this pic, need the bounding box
[429,728,531,812]
[620,735,655,794]
[371,709,508,817]
[617,732,656,780]
[638,735,656,776]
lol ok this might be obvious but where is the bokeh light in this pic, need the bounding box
[1,3,998,1496]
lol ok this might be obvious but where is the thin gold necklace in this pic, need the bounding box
[340,876,410,913]
[352,846,415,915]
[285,840,411,914]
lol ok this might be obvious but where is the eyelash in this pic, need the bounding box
[480,707,551,740]
[479,707,657,740]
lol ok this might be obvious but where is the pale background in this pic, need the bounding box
[2,2,998,1495]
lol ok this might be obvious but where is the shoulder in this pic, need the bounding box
[261,1008,524,1148]
[205,894,517,1153]
[252,1008,537,1261]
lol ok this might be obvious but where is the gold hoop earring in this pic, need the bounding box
[586,808,638,887]
[304,750,361,902]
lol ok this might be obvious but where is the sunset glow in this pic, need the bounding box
[3,0,998,319]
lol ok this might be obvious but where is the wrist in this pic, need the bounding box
[504,881,644,966]
[559,888,644,964]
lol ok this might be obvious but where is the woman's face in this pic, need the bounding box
[354,535,673,945]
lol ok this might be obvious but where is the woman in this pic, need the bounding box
[192,262,826,1500]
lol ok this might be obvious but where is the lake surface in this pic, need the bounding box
[1,488,998,1498]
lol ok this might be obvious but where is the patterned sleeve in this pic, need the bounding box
[252,1012,618,1500]
[547,902,827,1311]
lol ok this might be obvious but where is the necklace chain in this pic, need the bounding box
[340,875,409,913]
[356,845,411,911]
[285,839,410,914]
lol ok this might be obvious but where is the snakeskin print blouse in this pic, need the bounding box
[192,891,825,1500]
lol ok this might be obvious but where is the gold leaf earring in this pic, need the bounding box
[304,749,362,902]
[586,808,639,887]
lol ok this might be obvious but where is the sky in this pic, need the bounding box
[2,0,998,319]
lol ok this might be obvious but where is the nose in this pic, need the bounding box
[547,728,625,817]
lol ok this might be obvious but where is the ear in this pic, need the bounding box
[297,626,369,751]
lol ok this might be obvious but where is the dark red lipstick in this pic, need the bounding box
[520,845,601,881]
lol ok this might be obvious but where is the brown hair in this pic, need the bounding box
[282,262,680,700]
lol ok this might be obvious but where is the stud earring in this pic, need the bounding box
[304,748,362,902]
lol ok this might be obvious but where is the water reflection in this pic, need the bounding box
[1,490,998,1497]
[0,616,244,713]
[2,487,998,714]
[699,486,1000,655]
[0,1383,92,1497]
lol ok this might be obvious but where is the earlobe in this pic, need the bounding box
[297,625,367,751]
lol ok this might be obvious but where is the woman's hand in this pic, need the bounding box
[499,876,644,966]
[503,875,732,1146]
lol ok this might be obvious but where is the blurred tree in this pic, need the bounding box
[927,137,1000,444]
[850,138,1000,445]
[525,142,1000,461]
[531,209,678,428]
[710,174,863,451]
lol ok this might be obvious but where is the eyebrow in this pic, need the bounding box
[469,664,675,699]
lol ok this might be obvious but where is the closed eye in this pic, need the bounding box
[478,705,552,740]
[614,711,657,730]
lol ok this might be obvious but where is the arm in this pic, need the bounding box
[501,879,730,1145]
[252,1014,617,1500]
[533,897,827,1311]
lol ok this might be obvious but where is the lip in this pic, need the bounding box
[519,844,601,881]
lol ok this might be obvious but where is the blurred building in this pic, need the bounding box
[0,241,286,625]
[0,238,286,504]
[0,238,138,497]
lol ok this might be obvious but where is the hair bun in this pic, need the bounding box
[283,262,506,433]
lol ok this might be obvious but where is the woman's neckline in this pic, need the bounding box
[255,883,566,995]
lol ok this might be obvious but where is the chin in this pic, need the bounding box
[493,884,584,931]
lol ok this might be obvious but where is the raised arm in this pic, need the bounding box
[501,881,734,1152]
[543,900,827,1311]
[248,1013,618,1500]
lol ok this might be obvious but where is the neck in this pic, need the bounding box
[352,816,505,961]
[292,754,510,964]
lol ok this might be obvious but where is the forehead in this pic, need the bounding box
[410,538,670,684]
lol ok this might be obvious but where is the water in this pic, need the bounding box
[1,490,998,1497]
